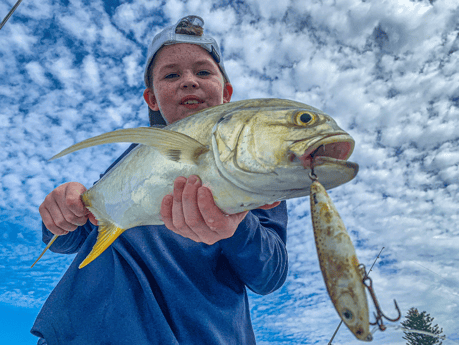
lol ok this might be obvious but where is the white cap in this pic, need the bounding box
[144,15,230,87]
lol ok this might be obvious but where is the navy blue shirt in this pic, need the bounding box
[31,144,288,345]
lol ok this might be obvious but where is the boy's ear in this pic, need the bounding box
[143,88,159,111]
[223,83,233,103]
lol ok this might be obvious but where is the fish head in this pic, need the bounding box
[212,99,358,198]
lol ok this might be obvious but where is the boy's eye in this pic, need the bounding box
[165,73,179,79]
[197,70,211,76]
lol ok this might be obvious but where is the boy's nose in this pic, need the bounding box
[181,72,199,89]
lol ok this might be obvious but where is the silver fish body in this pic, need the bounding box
[310,179,372,342]
[34,98,359,268]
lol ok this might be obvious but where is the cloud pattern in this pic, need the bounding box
[1,0,458,343]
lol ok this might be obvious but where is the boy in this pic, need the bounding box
[32,16,288,345]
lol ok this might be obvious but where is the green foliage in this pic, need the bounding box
[401,308,443,345]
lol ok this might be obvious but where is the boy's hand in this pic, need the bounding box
[39,182,98,236]
[160,175,280,245]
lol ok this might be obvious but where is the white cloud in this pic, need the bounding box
[123,52,143,87]
[1,0,459,343]
[25,62,50,86]
[5,23,37,52]
[82,55,101,90]
[163,0,186,22]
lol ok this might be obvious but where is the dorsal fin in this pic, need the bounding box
[50,127,209,165]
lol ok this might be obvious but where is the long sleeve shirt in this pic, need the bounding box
[31,144,288,345]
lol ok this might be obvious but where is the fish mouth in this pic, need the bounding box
[290,134,355,169]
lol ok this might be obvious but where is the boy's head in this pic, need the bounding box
[143,16,232,125]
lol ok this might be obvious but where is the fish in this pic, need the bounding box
[32,98,359,269]
[309,176,372,342]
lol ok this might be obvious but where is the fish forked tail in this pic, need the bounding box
[31,195,126,269]
[30,220,126,269]
[78,219,126,268]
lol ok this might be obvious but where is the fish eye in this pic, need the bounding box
[295,112,315,126]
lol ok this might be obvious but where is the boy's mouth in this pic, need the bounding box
[180,96,204,109]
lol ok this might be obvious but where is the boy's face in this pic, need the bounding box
[144,43,233,124]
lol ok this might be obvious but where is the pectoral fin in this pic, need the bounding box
[50,127,209,165]
[79,219,126,269]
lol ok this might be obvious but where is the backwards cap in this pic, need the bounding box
[144,15,230,87]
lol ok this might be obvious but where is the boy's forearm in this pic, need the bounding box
[219,203,289,295]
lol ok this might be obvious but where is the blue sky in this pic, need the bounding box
[1,0,459,344]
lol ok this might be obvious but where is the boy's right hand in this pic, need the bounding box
[39,182,97,236]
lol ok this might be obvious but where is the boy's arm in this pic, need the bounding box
[219,203,288,295]
[161,175,288,295]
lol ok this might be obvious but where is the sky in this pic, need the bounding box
[1,0,458,344]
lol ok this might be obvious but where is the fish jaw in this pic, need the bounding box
[289,133,355,170]
[310,180,372,341]
[286,133,359,191]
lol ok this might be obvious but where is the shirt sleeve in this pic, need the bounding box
[219,201,289,296]
[42,222,95,254]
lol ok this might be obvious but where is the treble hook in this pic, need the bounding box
[359,264,401,331]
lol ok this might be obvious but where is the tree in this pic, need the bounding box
[401,308,443,345]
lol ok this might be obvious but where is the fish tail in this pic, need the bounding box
[30,234,59,268]
[79,194,126,269]
[79,217,125,269]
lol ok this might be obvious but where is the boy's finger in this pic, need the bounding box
[39,204,70,236]
[87,212,98,226]
[182,176,208,237]
[160,194,175,229]
[196,187,221,231]
[257,201,281,210]
[52,200,81,231]
[197,187,248,242]
[170,177,201,242]
[54,191,88,227]
[171,177,187,230]
[64,183,88,218]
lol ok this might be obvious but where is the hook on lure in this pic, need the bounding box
[308,146,321,182]
[359,264,402,331]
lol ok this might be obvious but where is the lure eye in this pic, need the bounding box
[342,309,354,321]
[295,112,315,126]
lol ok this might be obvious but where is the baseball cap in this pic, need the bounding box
[144,15,230,87]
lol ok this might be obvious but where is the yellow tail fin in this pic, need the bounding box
[79,220,125,269]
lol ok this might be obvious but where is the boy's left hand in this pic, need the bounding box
[160,175,280,245]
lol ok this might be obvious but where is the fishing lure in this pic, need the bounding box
[309,169,400,341]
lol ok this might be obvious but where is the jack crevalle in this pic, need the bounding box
[32,98,358,269]
[309,175,372,341]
